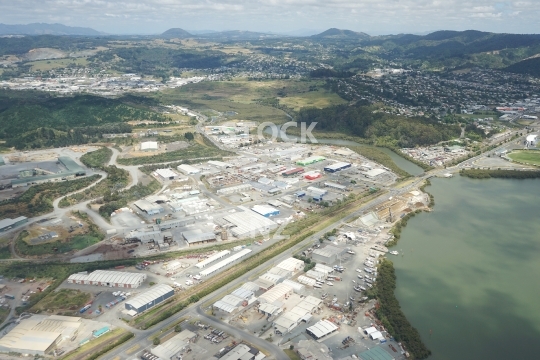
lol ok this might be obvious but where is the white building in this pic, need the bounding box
[177,164,200,175]
[154,168,178,180]
[67,270,146,288]
[140,141,158,151]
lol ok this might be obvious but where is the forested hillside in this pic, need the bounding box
[296,104,461,147]
[504,57,540,77]
[0,90,170,149]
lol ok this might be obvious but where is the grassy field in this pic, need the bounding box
[25,57,89,71]
[284,349,301,360]
[0,307,9,325]
[154,79,345,122]
[508,150,540,166]
[32,289,91,314]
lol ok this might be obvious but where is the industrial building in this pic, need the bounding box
[296,156,326,166]
[198,249,252,277]
[0,315,82,356]
[273,295,322,335]
[67,270,146,288]
[125,284,174,314]
[208,160,232,168]
[365,168,387,178]
[312,245,344,264]
[195,250,231,269]
[154,168,178,181]
[276,258,305,273]
[125,229,163,244]
[217,183,252,195]
[306,319,339,340]
[182,229,217,247]
[222,206,278,237]
[324,181,348,191]
[304,171,322,180]
[258,283,293,304]
[177,164,200,175]
[251,205,280,217]
[11,157,86,188]
[282,167,304,177]
[324,162,352,173]
[0,216,28,232]
[134,200,164,215]
[151,330,196,360]
[220,344,259,360]
[141,141,158,151]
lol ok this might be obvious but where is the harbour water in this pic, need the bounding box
[392,176,540,359]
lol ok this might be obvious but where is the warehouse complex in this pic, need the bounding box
[67,270,147,288]
[11,156,87,188]
[222,206,278,237]
[0,315,82,355]
[151,330,197,360]
[323,161,351,173]
[125,284,174,314]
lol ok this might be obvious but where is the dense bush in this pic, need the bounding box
[376,259,431,359]
[460,169,540,179]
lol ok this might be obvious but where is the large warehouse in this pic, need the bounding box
[312,245,344,264]
[67,270,147,288]
[177,164,200,175]
[0,315,81,356]
[0,216,28,232]
[324,162,351,173]
[125,284,174,314]
[141,141,158,151]
[182,229,217,247]
[223,206,278,237]
[306,319,339,340]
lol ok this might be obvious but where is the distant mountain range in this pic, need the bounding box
[0,23,104,36]
[160,28,282,40]
[312,28,370,39]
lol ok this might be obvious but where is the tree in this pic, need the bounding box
[153,337,160,345]
[184,132,194,141]
[174,324,182,332]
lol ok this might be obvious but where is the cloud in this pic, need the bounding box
[0,0,538,34]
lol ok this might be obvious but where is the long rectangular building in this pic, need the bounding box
[195,250,231,269]
[324,162,351,173]
[199,249,252,277]
[125,284,174,314]
[67,270,146,288]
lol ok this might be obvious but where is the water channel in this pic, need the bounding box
[392,176,540,359]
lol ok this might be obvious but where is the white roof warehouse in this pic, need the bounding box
[67,270,146,288]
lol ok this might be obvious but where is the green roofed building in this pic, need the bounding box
[296,156,326,166]
[358,346,395,360]
[58,157,86,175]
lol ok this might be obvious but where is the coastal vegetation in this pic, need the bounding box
[459,168,540,179]
[375,259,431,359]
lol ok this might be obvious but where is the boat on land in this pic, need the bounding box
[360,286,367,291]
[314,284,322,288]
[357,274,363,279]
[347,250,356,255]
[326,282,334,286]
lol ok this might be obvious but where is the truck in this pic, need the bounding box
[4,294,15,300]
[185,279,194,286]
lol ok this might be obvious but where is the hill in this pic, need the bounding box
[161,28,192,38]
[0,90,170,149]
[363,30,540,69]
[0,23,103,36]
[504,56,540,77]
[313,28,370,39]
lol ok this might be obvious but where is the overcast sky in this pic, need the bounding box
[0,0,538,35]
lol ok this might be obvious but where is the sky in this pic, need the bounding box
[0,0,539,35]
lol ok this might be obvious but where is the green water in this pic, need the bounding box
[393,176,540,359]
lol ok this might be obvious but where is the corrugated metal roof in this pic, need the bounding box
[68,270,146,287]
[125,284,173,309]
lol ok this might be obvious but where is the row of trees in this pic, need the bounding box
[460,169,540,179]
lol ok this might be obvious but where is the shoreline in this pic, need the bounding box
[374,179,435,359]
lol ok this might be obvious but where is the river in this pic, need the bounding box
[392,176,540,360]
